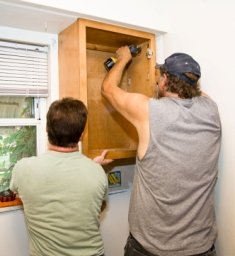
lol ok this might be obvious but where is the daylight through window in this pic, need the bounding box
[0,40,48,207]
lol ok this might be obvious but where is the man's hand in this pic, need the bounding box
[93,150,113,165]
[115,46,132,65]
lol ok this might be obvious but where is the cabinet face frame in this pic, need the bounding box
[59,18,156,159]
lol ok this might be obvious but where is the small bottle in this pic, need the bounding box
[104,44,141,71]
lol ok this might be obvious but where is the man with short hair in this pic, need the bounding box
[102,47,221,256]
[10,97,108,256]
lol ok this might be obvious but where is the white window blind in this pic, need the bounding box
[0,40,48,97]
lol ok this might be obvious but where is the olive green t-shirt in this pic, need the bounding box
[10,151,108,256]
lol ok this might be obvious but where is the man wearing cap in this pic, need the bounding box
[101,46,221,256]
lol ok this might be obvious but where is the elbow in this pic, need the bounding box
[101,85,106,97]
[101,81,111,100]
[101,86,108,100]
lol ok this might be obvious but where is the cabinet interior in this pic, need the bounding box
[59,19,156,159]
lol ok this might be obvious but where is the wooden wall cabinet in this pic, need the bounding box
[59,19,156,159]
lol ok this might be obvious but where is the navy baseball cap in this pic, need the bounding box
[156,53,201,85]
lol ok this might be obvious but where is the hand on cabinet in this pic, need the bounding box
[93,150,113,165]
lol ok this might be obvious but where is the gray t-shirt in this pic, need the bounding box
[129,96,221,256]
[10,151,108,256]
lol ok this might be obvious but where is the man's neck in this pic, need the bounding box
[165,91,179,98]
[48,144,78,153]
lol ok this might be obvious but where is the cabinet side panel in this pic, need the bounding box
[77,21,90,155]
[59,22,80,99]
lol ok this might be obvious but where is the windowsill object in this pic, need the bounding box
[0,198,23,212]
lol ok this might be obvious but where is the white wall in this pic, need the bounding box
[0,209,29,256]
[101,190,131,255]
[15,0,169,33]
[1,1,235,256]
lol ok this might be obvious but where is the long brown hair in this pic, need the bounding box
[160,66,201,99]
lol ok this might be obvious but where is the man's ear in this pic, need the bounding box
[162,73,167,84]
[159,73,167,90]
[161,73,168,90]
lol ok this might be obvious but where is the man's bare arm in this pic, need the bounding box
[101,46,150,159]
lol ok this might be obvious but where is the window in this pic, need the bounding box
[0,40,49,209]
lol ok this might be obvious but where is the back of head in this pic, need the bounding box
[157,53,202,98]
[47,97,88,147]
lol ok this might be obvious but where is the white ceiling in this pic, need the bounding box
[0,0,77,34]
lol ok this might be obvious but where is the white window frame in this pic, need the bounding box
[0,98,47,156]
[0,26,58,212]
[0,26,59,156]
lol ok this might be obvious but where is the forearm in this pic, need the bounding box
[102,58,129,97]
[102,46,132,98]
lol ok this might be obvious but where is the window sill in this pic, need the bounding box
[0,198,23,212]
